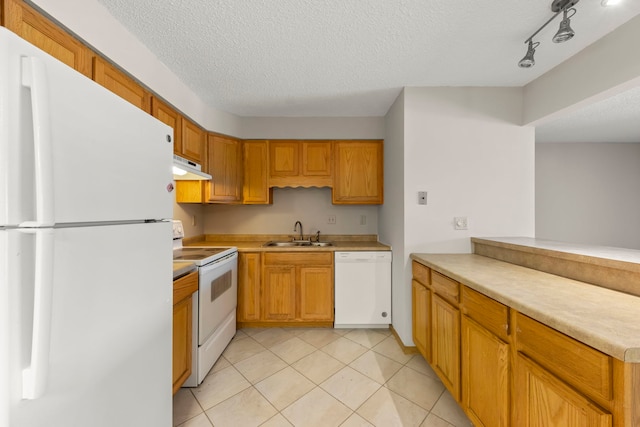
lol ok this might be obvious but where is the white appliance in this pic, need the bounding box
[172,154,212,181]
[0,27,175,427]
[172,221,237,387]
[334,251,392,328]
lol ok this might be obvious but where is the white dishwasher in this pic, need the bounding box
[334,251,392,328]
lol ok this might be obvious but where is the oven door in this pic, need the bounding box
[198,252,238,346]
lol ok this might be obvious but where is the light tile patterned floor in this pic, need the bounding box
[173,328,474,427]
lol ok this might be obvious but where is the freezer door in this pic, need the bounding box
[0,28,173,227]
[4,222,172,427]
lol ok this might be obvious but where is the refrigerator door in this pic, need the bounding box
[5,222,172,427]
[0,28,174,227]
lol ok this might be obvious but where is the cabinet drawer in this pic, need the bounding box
[515,312,612,402]
[173,271,198,304]
[462,286,509,342]
[263,252,333,266]
[431,271,459,305]
[412,261,430,287]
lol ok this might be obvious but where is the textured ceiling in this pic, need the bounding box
[95,0,640,141]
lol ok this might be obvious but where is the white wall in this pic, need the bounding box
[202,188,379,236]
[30,0,242,136]
[240,117,385,139]
[536,143,640,249]
[380,91,406,342]
[383,87,536,345]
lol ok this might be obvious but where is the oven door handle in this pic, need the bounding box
[198,252,237,273]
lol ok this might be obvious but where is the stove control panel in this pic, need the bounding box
[172,220,185,240]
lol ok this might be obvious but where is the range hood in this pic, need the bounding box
[172,154,212,180]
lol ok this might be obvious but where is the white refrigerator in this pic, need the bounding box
[0,27,175,426]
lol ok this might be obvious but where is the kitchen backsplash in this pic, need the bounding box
[201,187,379,236]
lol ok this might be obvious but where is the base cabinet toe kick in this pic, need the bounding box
[411,257,640,427]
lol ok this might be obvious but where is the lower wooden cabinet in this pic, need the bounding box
[238,251,333,326]
[410,260,632,427]
[461,316,509,427]
[238,252,261,322]
[172,271,198,394]
[461,286,510,427]
[514,353,612,427]
[431,293,461,401]
[412,279,431,361]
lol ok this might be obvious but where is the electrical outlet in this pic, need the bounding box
[327,215,336,224]
[360,215,367,225]
[418,191,427,205]
[454,216,468,230]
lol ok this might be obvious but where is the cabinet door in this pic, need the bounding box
[461,316,509,427]
[514,353,612,427]
[3,0,92,77]
[207,135,242,203]
[238,252,261,322]
[243,140,272,204]
[172,296,192,394]
[299,266,333,321]
[181,118,205,164]
[412,279,431,361]
[93,56,151,112]
[151,97,182,155]
[270,141,299,177]
[432,294,461,401]
[262,266,296,321]
[333,140,383,204]
[301,141,332,187]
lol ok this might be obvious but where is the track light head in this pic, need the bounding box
[518,41,540,68]
[553,8,577,43]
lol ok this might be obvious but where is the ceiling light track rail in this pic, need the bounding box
[518,0,580,68]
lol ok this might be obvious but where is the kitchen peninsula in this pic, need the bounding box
[411,237,640,427]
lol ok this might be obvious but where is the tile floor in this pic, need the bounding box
[173,328,474,427]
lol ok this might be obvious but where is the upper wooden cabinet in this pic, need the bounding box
[93,56,151,113]
[180,118,205,165]
[206,134,242,203]
[3,0,92,77]
[269,141,332,188]
[151,96,182,154]
[243,140,272,204]
[332,140,383,204]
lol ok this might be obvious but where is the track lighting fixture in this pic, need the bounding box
[553,8,577,43]
[518,41,540,68]
[518,0,580,68]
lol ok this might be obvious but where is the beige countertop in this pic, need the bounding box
[411,253,640,362]
[184,234,391,252]
[173,261,196,280]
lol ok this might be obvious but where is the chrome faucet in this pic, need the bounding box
[294,221,303,241]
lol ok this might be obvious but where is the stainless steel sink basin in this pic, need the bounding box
[263,241,333,247]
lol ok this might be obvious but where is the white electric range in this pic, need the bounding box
[172,220,238,387]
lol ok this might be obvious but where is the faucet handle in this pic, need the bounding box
[315,230,321,242]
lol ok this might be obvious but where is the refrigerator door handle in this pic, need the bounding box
[20,56,55,228]
[20,229,54,400]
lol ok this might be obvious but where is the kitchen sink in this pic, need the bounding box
[263,241,333,247]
